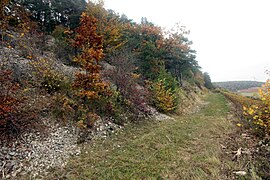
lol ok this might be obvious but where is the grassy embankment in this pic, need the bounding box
[49,93,257,179]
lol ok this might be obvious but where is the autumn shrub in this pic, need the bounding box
[52,93,74,121]
[41,73,62,93]
[30,58,64,93]
[104,90,128,124]
[149,69,180,113]
[220,89,270,136]
[104,49,151,116]
[0,69,21,128]
[150,80,177,112]
[243,80,270,136]
[0,68,42,135]
[54,94,102,128]
[72,13,111,127]
[156,67,179,92]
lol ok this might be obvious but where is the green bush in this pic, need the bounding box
[41,73,62,93]
[149,68,180,112]
[151,80,177,112]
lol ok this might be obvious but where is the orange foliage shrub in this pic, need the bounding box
[73,13,110,100]
[72,13,111,127]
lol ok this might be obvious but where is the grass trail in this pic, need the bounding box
[51,93,246,179]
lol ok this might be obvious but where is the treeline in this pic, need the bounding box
[214,81,264,92]
[1,0,212,133]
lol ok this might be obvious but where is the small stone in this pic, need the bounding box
[5,154,11,159]
[6,174,11,179]
[9,152,16,156]
[12,172,18,177]
[233,171,247,176]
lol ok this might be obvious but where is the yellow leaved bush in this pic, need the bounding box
[243,80,270,135]
[151,80,177,112]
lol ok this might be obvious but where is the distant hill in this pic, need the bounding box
[213,81,264,92]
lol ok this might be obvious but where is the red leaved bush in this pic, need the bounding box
[105,50,150,115]
[0,69,20,127]
[0,69,40,134]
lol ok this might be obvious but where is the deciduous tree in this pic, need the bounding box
[73,12,110,100]
[85,0,125,54]
[72,13,111,127]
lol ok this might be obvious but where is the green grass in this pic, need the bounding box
[48,93,252,179]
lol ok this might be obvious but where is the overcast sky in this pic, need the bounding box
[104,0,270,82]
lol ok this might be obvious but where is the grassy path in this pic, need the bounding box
[52,93,243,179]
